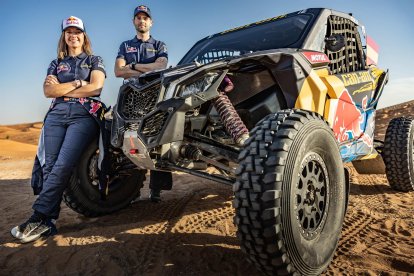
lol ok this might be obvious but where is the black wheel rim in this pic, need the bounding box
[87,150,125,193]
[295,152,329,240]
[88,150,100,189]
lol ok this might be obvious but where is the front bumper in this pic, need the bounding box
[122,130,156,170]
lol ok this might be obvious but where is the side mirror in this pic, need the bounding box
[325,34,345,52]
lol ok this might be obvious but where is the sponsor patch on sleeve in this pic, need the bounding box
[97,56,105,69]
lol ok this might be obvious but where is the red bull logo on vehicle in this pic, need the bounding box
[332,90,372,147]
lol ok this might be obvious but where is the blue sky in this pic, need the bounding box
[0,0,413,124]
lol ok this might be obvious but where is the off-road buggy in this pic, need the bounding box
[62,8,413,275]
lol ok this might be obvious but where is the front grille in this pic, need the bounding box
[121,83,161,120]
[125,122,139,131]
[142,111,169,137]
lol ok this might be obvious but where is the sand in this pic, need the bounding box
[0,107,413,275]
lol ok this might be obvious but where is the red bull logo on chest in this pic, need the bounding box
[57,63,71,74]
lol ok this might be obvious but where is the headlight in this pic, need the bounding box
[181,72,220,97]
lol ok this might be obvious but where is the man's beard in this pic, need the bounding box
[135,25,149,33]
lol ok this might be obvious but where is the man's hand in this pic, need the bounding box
[114,58,142,79]
[134,57,167,73]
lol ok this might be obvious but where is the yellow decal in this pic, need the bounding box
[319,74,346,126]
[340,71,372,86]
[295,69,327,115]
[369,67,385,90]
[315,68,329,77]
[320,75,345,99]
[360,153,378,160]
[352,83,374,95]
[324,99,339,127]
[370,67,383,80]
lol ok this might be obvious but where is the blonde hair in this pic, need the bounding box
[57,31,93,59]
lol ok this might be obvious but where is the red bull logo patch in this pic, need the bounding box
[57,63,71,74]
[137,5,148,12]
[126,46,138,53]
[66,16,79,25]
[89,102,101,115]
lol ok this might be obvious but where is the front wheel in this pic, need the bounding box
[234,109,346,275]
[63,140,146,217]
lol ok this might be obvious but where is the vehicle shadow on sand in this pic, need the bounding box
[349,182,407,196]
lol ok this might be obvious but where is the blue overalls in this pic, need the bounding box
[116,36,172,191]
[32,53,106,219]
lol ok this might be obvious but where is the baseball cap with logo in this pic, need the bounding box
[134,5,151,18]
[62,16,85,32]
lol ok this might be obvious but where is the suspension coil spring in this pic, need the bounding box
[213,91,249,145]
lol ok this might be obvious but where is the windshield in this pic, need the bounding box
[179,14,311,65]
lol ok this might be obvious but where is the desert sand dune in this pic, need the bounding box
[0,122,41,146]
[0,103,413,275]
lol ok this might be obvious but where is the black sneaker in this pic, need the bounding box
[11,213,57,243]
[149,189,161,203]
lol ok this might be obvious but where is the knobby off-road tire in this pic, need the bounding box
[234,109,346,275]
[382,117,414,192]
[63,140,145,217]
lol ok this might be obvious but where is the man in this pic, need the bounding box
[114,5,172,202]
[115,5,168,80]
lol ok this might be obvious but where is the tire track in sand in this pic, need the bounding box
[125,192,197,274]
[325,167,414,274]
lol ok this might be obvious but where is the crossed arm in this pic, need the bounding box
[114,57,168,79]
[43,70,105,98]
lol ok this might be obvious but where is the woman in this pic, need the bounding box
[11,16,106,243]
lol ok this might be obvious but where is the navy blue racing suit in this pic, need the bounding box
[116,36,172,191]
[32,53,106,219]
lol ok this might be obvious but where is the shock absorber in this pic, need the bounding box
[213,76,249,146]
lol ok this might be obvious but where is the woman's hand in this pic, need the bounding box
[43,71,102,98]
[64,71,104,98]
[43,74,76,98]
